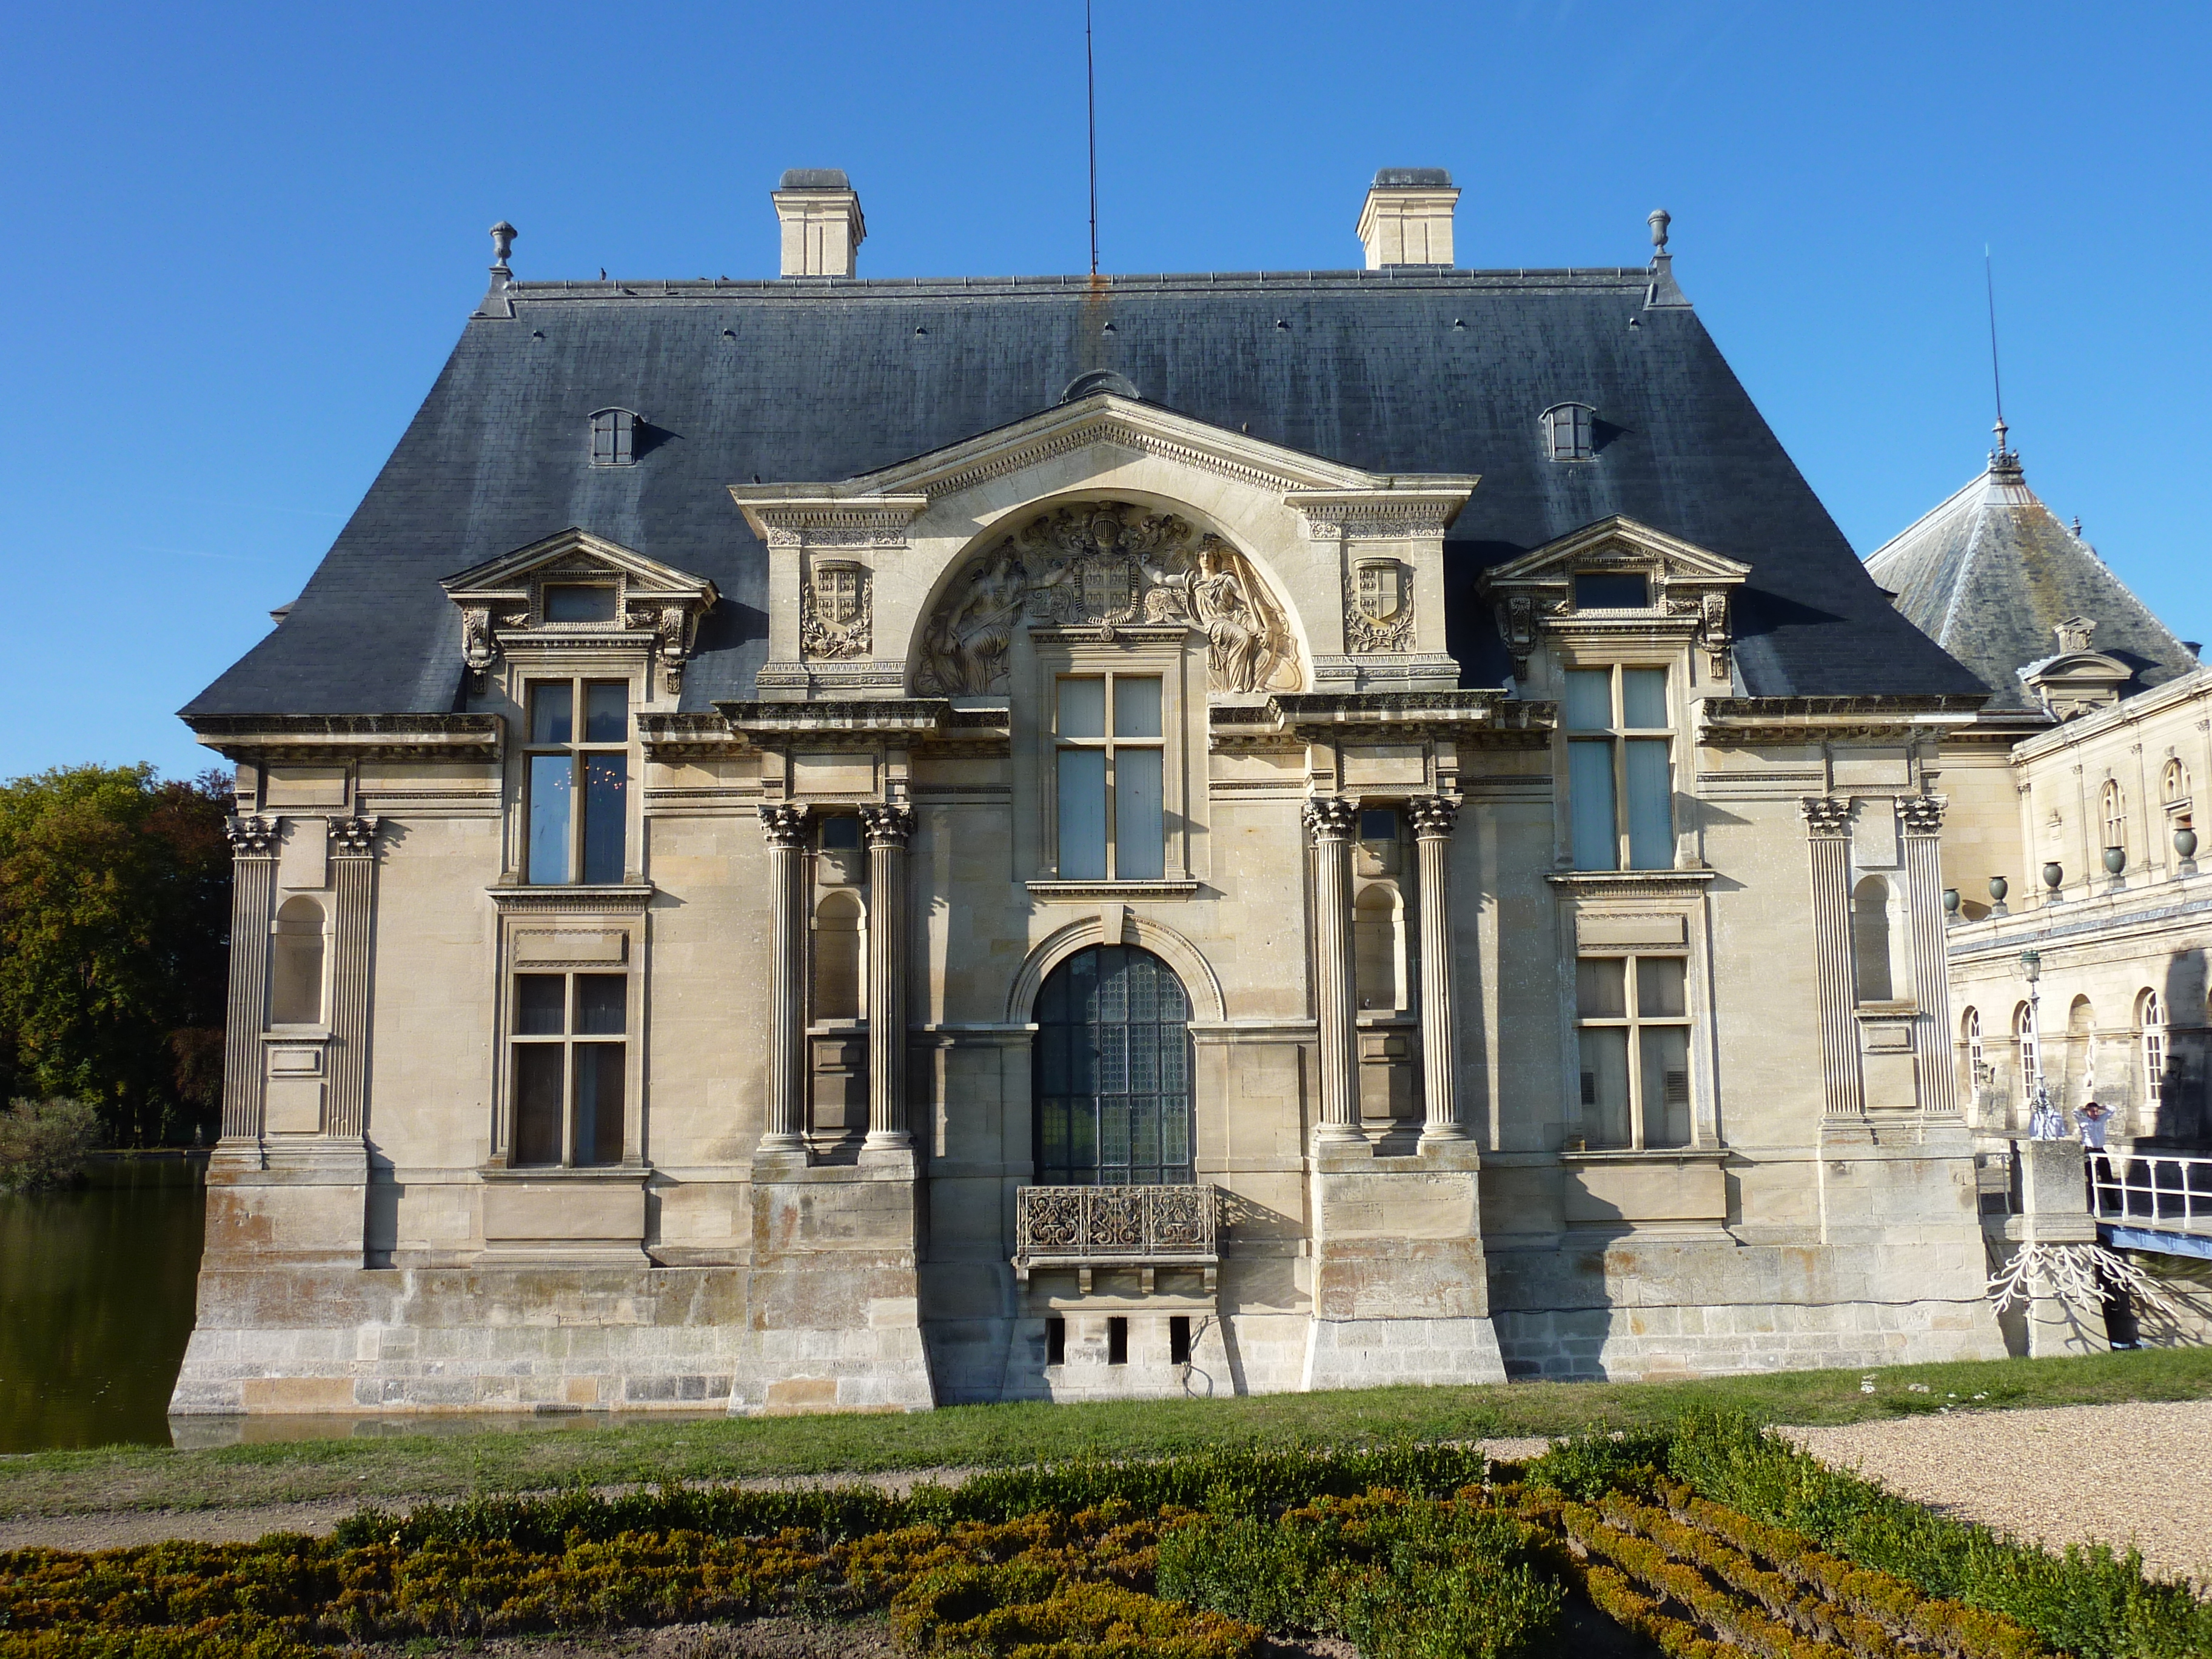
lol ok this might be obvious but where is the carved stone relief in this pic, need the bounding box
[914,502,1301,696]
[1344,558,1415,654]
[801,560,871,660]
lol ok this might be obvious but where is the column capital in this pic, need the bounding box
[759,803,811,847]
[327,815,383,859]
[1407,795,1460,839]
[860,802,915,848]
[1899,794,1949,837]
[1302,796,1361,842]
[224,814,280,857]
[1798,796,1851,838]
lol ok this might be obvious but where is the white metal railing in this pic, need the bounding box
[1012,1183,1218,1282]
[2086,1149,2212,1238]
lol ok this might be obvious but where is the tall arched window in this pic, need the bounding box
[1963,1007,1985,1090]
[2141,989,2167,1111]
[269,896,326,1026]
[811,890,865,1021]
[2102,779,2128,856]
[1033,945,1192,1185]
[2015,1001,2041,1099]
[1851,876,1895,1002]
[1353,883,1405,1011]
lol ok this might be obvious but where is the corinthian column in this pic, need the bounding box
[220,816,280,1143]
[325,816,381,1141]
[1304,796,1362,1144]
[759,803,811,1158]
[861,803,914,1152]
[1409,796,1464,1144]
[1800,797,1864,1122]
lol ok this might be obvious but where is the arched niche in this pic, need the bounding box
[906,495,1308,699]
[812,888,866,1021]
[270,895,327,1027]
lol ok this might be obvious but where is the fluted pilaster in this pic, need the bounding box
[1304,796,1362,1143]
[1900,795,1958,1117]
[1409,796,1463,1143]
[861,803,914,1150]
[759,803,811,1156]
[1800,797,1863,1121]
[325,816,380,1139]
[220,816,280,1142]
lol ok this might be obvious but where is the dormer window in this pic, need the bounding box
[589,408,638,466]
[1541,403,1596,461]
[543,583,619,624]
[1572,572,1649,609]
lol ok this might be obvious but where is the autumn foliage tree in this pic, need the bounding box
[0,765,233,1146]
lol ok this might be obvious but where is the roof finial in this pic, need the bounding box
[1648,207,1671,253]
[1984,246,2017,469]
[489,221,517,278]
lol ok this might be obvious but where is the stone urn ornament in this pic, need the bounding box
[1942,887,1960,920]
[2043,861,2065,893]
[2103,845,2128,876]
[1988,874,2009,914]
[2177,826,2199,861]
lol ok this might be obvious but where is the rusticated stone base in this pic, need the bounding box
[1302,1314,1509,1390]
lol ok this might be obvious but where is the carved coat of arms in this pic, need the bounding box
[801,561,871,659]
[914,502,1301,696]
[1345,558,1415,653]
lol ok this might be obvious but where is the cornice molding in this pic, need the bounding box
[1544,869,1717,897]
[1700,695,1986,746]
[188,714,503,765]
[485,883,654,916]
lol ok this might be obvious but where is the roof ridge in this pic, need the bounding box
[1865,464,1989,574]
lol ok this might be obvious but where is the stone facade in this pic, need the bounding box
[172,187,2013,1418]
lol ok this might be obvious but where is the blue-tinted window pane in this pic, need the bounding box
[529,683,573,745]
[1057,749,1107,879]
[1574,574,1648,610]
[575,974,626,1034]
[820,815,862,849]
[1624,739,1672,870]
[528,755,572,883]
[1057,677,1105,739]
[1563,671,1613,731]
[1569,740,1619,871]
[1621,668,1669,729]
[1114,747,1165,879]
[582,755,627,883]
[585,682,628,742]
[1113,676,1162,738]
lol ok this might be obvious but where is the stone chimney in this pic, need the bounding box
[1356,169,1459,269]
[773,169,865,277]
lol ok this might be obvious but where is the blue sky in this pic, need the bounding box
[3,1,2205,781]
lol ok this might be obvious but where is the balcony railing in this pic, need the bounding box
[2088,1150,2212,1242]
[1013,1183,1218,1290]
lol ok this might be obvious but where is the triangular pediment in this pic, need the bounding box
[1484,515,1752,590]
[729,392,1478,532]
[441,527,716,607]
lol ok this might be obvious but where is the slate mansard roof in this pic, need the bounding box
[1865,449,2199,713]
[185,261,1985,717]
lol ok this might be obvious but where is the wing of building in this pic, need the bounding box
[173,174,2010,1417]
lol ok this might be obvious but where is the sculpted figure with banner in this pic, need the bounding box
[914,501,1299,695]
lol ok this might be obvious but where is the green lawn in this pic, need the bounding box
[3,1346,2208,1519]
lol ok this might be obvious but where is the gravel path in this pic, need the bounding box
[1788,1399,2212,1589]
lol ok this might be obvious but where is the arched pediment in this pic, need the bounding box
[913,498,1303,697]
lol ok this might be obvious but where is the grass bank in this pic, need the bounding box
[3,1346,2208,1520]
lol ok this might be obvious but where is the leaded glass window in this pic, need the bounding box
[1033,945,1193,1185]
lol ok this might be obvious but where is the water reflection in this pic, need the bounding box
[0,1155,206,1453]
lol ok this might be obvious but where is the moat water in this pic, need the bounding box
[0,1154,207,1452]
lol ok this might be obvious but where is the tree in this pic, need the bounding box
[0,765,232,1145]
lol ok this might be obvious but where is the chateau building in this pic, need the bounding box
[173,172,2011,1417]
[1867,435,2210,1167]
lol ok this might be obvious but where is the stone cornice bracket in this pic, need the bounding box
[441,527,719,694]
[860,803,915,848]
[224,814,279,857]
[327,816,383,858]
[1899,794,1948,837]
[1798,797,1852,839]
[1478,515,1750,683]
[725,491,930,549]
[1302,796,1361,842]
[1407,795,1460,839]
[759,803,811,847]
[1285,484,1478,542]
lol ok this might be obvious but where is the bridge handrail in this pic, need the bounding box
[2085,1147,2212,1236]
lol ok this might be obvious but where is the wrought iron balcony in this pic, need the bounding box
[1013,1183,1218,1292]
